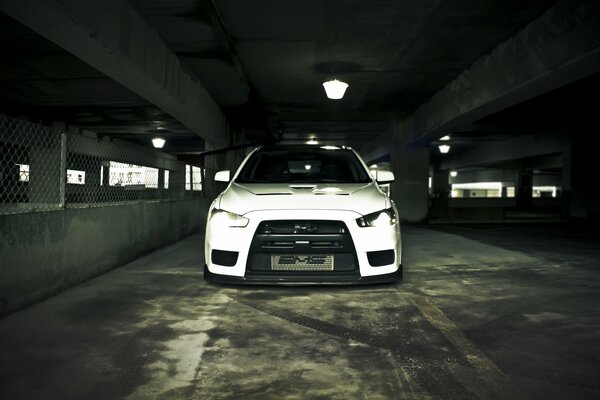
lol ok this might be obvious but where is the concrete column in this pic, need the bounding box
[188,165,195,192]
[429,169,450,220]
[82,160,101,203]
[202,141,230,199]
[568,136,599,219]
[515,169,533,209]
[168,164,186,200]
[431,170,450,199]
[28,131,66,207]
[100,161,110,187]
[158,169,166,198]
[390,121,430,223]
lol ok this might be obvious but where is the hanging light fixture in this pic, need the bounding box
[440,135,451,141]
[438,144,451,154]
[322,79,349,100]
[450,170,458,177]
[152,137,166,148]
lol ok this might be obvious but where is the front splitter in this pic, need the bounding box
[203,264,402,286]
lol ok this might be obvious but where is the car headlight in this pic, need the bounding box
[356,207,397,227]
[210,208,249,228]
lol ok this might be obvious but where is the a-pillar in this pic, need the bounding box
[28,127,66,207]
[390,120,430,223]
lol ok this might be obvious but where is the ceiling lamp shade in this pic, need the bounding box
[438,144,451,154]
[152,137,166,148]
[322,79,349,99]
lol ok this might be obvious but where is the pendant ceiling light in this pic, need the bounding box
[438,144,451,154]
[152,137,166,149]
[322,79,349,100]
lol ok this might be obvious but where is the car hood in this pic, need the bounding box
[218,182,389,216]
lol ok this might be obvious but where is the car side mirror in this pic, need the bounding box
[375,170,395,184]
[214,170,231,182]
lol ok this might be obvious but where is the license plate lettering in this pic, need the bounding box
[271,254,334,271]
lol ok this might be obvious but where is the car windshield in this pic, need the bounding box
[235,149,372,184]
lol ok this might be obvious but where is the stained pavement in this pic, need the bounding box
[1,224,599,399]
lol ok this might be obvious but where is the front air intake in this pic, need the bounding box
[367,250,395,267]
[212,250,239,266]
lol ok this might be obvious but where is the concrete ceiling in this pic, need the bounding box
[1,0,557,152]
[0,12,204,151]
[436,70,600,152]
[131,0,555,140]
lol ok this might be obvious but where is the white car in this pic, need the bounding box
[204,145,402,284]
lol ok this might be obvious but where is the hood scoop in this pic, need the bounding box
[289,184,350,195]
[233,182,371,196]
[289,185,316,190]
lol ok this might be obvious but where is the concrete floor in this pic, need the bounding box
[1,224,599,400]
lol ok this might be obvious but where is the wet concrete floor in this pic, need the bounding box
[0,224,599,400]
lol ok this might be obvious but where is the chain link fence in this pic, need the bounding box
[0,114,203,216]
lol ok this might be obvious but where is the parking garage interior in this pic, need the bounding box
[1,1,599,399]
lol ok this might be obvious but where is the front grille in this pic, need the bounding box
[257,220,346,234]
[246,220,358,276]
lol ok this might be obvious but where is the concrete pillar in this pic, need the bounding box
[515,168,533,209]
[568,135,600,219]
[202,141,235,199]
[561,141,573,218]
[429,169,450,220]
[431,170,450,199]
[168,164,185,200]
[28,131,66,207]
[157,169,166,199]
[100,160,110,187]
[390,121,430,223]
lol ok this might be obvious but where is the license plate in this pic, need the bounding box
[271,254,334,271]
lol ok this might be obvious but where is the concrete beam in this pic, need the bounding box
[452,170,516,185]
[0,0,229,147]
[360,140,393,166]
[406,0,600,144]
[67,131,181,171]
[440,133,569,170]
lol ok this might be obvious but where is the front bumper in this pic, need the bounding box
[203,264,402,285]
[206,209,402,279]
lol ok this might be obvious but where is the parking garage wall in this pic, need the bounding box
[0,115,210,316]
